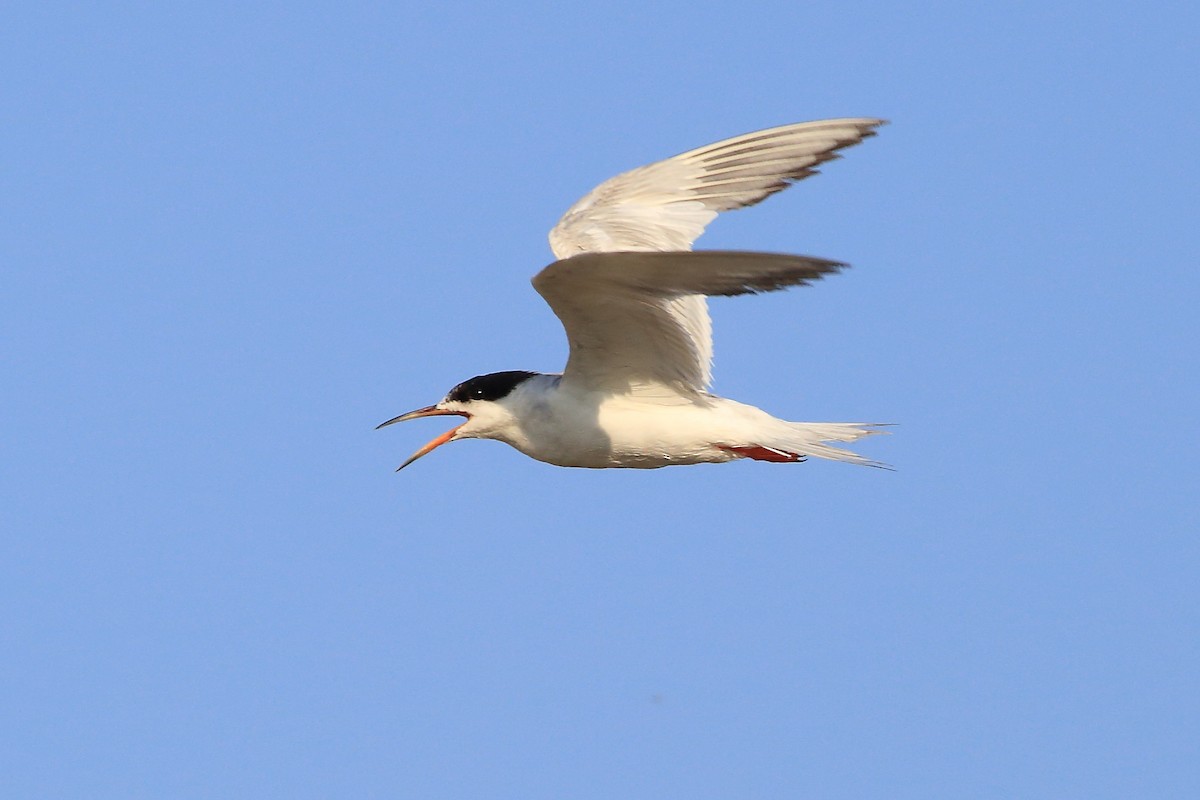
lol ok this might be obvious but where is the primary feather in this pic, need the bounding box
[546,118,885,391]
[533,251,844,395]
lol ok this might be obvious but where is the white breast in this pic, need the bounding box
[502,383,758,469]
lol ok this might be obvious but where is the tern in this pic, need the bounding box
[380,118,889,471]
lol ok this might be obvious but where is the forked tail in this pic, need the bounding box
[772,422,892,468]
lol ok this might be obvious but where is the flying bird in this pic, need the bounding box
[380,118,889,470]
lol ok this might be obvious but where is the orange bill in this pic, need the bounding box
[376,406,469,471]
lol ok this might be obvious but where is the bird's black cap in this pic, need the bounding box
[445,371,537,403]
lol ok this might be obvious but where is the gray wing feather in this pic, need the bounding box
[548,118,885,257]
[544,118,883,392]
[532,251,845,394]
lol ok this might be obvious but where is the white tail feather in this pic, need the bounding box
[772,422,892,468]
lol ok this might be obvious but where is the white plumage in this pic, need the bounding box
[380,119,889,471]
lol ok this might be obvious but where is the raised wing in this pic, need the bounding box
[548,118,885,258]
[545,118,884,390]
[532,251,845,395]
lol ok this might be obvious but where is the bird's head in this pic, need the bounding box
[377,370,539,470]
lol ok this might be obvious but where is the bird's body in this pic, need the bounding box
[469,375,720,469]
[456,373,758,469]
[381,118,889,471]
[432,372,882,470]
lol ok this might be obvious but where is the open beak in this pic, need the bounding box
[376,406,469,471]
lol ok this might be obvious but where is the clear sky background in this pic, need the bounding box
[3,2,1197,798]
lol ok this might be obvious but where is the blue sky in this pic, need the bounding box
[3,2,1197,797]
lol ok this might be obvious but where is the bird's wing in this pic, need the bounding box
[548,118,885,257]
[546,118,884,389]
[532,251,845,395]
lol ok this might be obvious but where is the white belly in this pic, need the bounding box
[506,393,757,469]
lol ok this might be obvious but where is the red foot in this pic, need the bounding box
[717,444,806,463]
